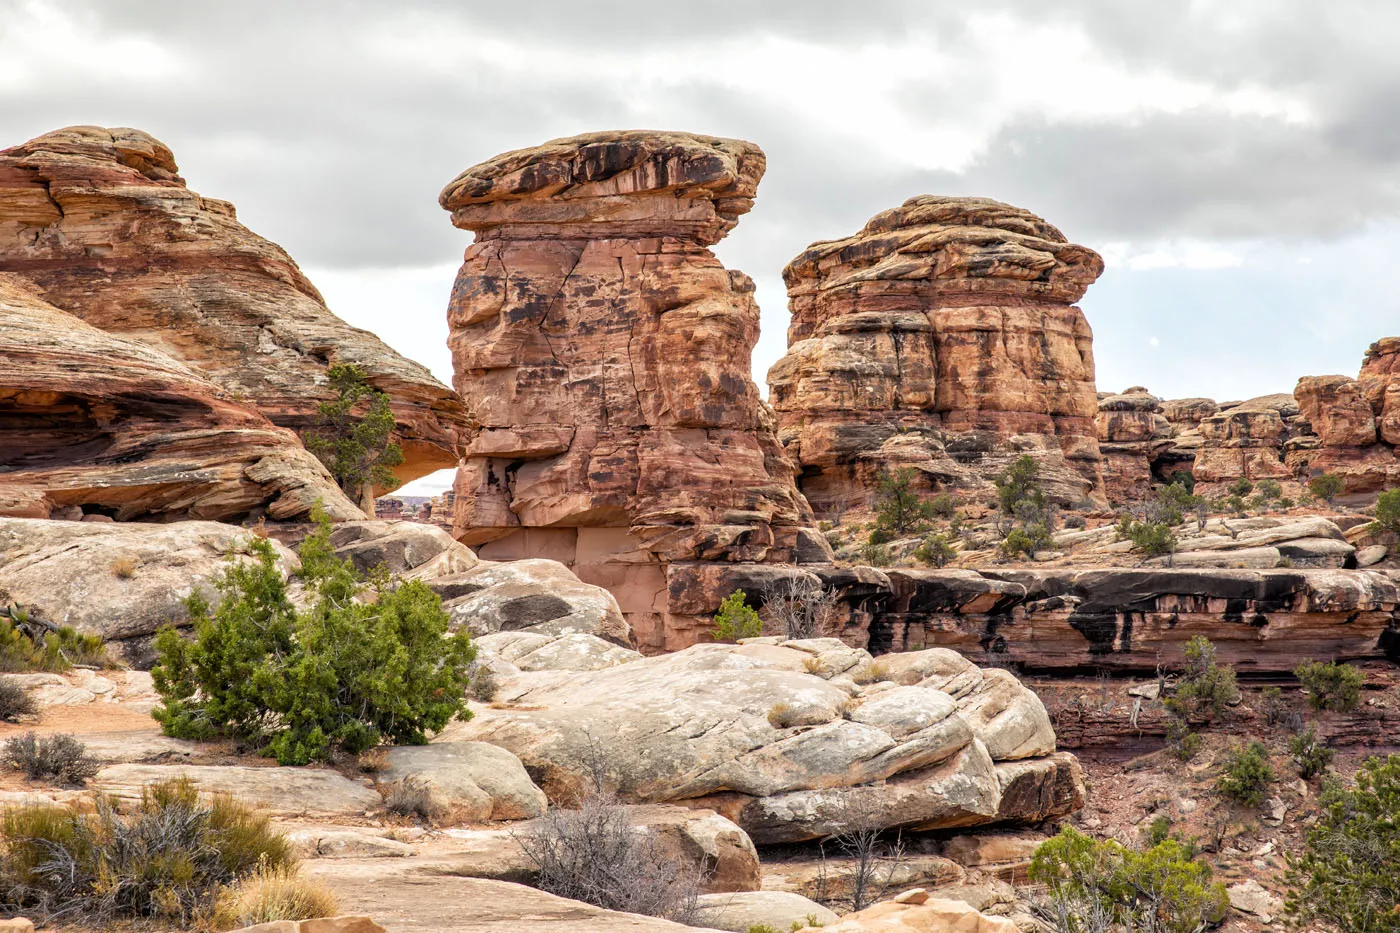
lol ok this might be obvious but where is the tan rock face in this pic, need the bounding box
[768,196,1105,515]
[0,126,469,488]
[1295,375,1377,447]
[441,131,823,649]
[1192,395,1298,487]
[1095,389,1174,502]
[0,275,361,522]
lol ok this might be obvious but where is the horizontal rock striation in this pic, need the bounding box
[872,566,1400,672]
[0,275,360,522]
[768,196,1106,517]
[0,125,470,488]
[441,131,825,649]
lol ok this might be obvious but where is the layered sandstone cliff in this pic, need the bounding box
[440,131,825,649]
[0,274,360,521]
[767,196,1106,516]
[0,125,470,488]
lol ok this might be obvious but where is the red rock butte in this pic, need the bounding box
[441,131,829,650]
[0,125,471,495]
[767,195,1107,515]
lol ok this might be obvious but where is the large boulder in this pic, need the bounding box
[92,764,380,817]
[447,640,1077,843]
[377,741,546,821]
[693,891,837,932]
[0,126,469,490]
[0,518,296,649]
[798,892,1017,932]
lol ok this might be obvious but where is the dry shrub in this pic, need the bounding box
[514,792,704,923]
[384,776,444,824]
[110,557,138,579]
[0,677,35,722]
[802,655,826,676]
[0,778,294,926]
[767,701,802,729]
[356,747,389,774]
[2,732,99,785]
[211,863,339,929]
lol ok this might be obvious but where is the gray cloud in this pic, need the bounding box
[5,0,1400,406]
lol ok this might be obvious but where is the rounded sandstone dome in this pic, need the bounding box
[439,130,765,244]
[784,194,1104,305]
[5,125,181,182]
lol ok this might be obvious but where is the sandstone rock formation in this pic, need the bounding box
[0,275,361,522]
[767,196,1105,516]
[0,125,469,488]
[453,638,1081,844]
[1192,394,1301,490]
[440,131,826,649]
[1285,352,1400,498]
[1095,388,1173,502]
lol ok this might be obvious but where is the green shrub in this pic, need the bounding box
[872,468,936,536]
[1256,478,1283,500]
[1288,725,1335,779]
[1118,518,1177,557]
[1000,524,1051,560]
[1217,741,1274,806]
[1173,635,1239,720]
[0,778,294,925]
[994,455,1043,515]
[1167,471,1196,493]
[1294,659,1364,712]
[928,491,958,518]
[711,590,762,642]
[1308,472,1344,506]
[152,515,475,765]
[301,362,405,503]
[857,542,892,567]
[1164,718,1203,761]
[1029,825,1227,933]
[0,606,106,672]
[1375,487,1400,534]
[2,732,99,785]
[0,677,34,722]
[866,526,893,545]
[1260,685,1286,726]
[913,532,956,567]
[1229,477,1255,498]
[1285,754,1400,932]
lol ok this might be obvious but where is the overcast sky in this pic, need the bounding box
[5,0,1400,495]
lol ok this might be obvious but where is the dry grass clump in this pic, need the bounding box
[211,863,339,929]
[384,776,444,824]
[356,747,389,774]
[801,655,826,676]
[0,676,35,721]
[2,732,100,785]
[767,701,803,729]
[0,778,294,927]
[849,659,891,685]
[110,556,138,579]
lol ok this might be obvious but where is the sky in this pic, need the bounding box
[5,0,1400,495]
